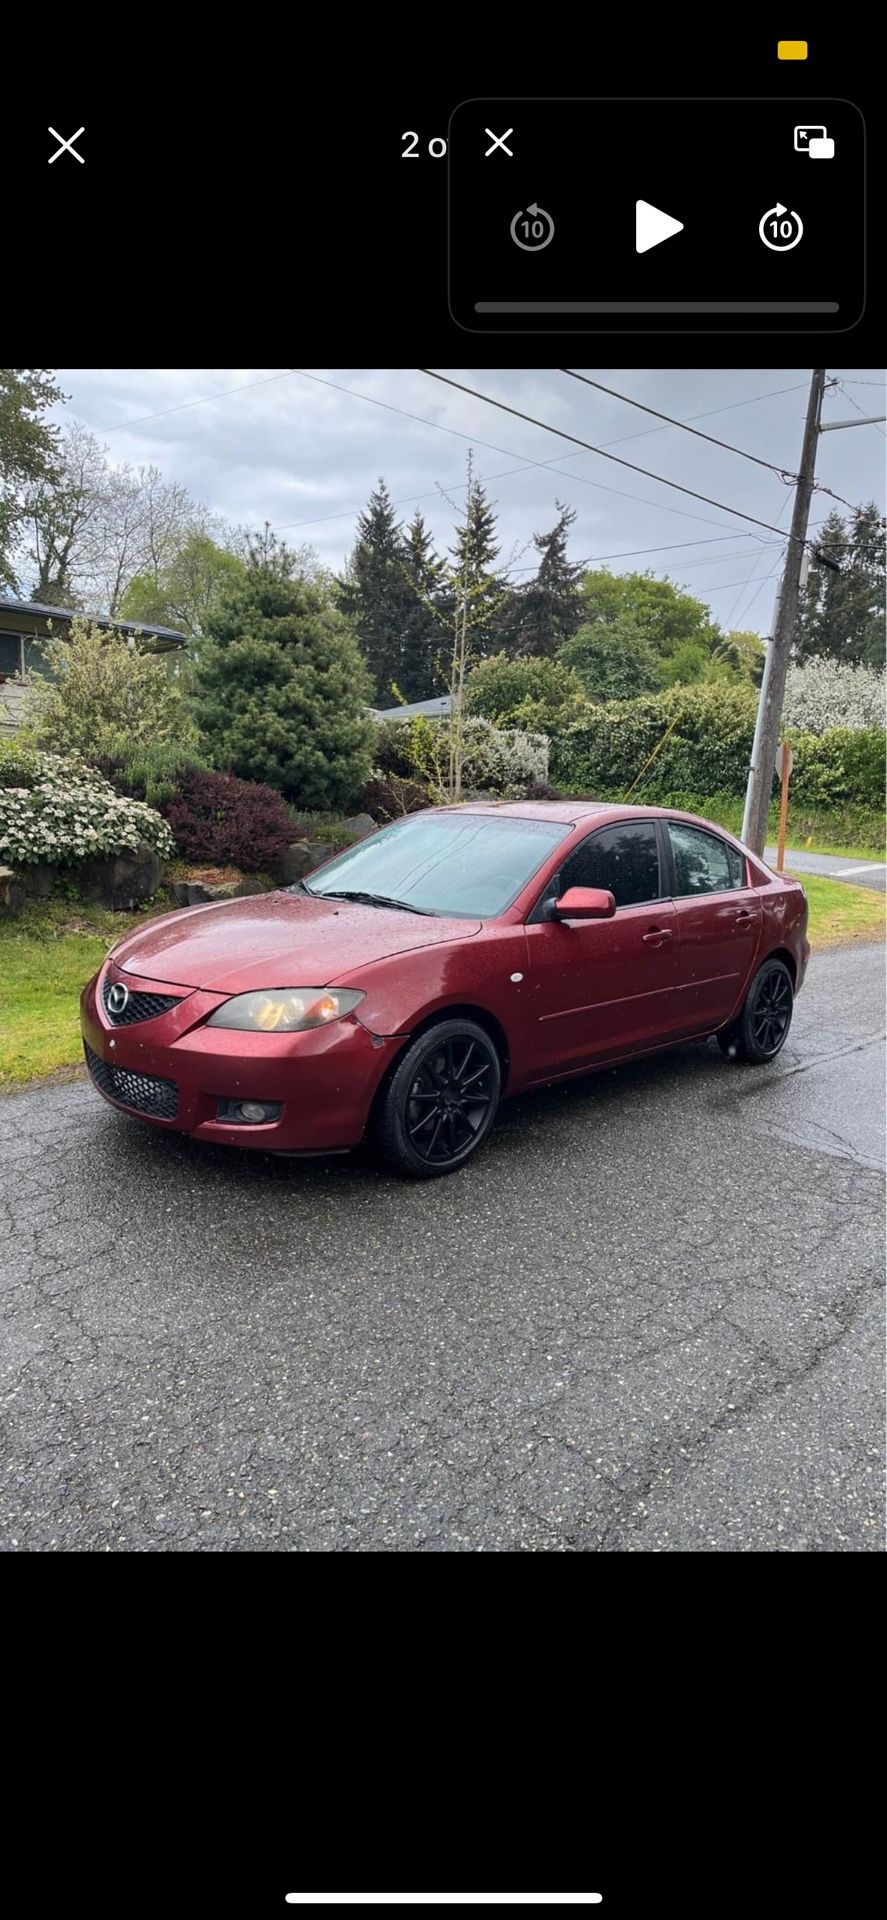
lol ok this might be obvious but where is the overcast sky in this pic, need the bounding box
[54,368,885,634]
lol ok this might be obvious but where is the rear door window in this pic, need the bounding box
[668,822,745,895]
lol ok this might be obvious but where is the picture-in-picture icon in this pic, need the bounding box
[794,124,835,158]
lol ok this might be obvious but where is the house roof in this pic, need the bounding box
[0,597,188,650]
[370,695,453,721]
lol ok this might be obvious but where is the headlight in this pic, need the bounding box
[207,988,365,1033]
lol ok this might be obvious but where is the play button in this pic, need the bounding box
[636,199,685,253]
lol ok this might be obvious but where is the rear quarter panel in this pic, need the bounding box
[745,856,809,989]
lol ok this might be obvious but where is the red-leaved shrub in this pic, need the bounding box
[163,769,294,873]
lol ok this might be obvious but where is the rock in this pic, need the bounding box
[342,812,375,842]
[26,863,58,899]
[277,840,313,884]
[172,875,269,908]
[172,881,214,906]
[78,840,163,910]
[305,841,333,872]
[0,864,25,914]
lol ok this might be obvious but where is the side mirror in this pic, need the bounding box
[554,886,616,921]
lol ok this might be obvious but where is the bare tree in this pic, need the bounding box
[83,464,207,615]
[21,427,209,617]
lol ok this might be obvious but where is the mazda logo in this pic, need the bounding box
[107,981,129,1017]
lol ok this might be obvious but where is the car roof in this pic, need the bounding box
[433,799,701,826]
[434,799,621,824]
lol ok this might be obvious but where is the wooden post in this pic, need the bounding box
[775,741,793,872]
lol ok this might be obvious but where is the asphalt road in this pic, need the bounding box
[764,848,886,892]
[1,943,884,1552]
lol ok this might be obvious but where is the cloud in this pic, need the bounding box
[52,368,885,631]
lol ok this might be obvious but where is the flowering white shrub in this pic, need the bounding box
[458,717,550,793]
[0,750,175,867]
[783,659,886,735]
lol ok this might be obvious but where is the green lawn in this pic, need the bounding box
[1,876,884,1093]
[0,898,157,1091]
[795,872,887,951]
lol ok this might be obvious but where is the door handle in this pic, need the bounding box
[643,928,673,946]
[734,909,754,923]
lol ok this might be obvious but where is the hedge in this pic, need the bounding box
[552,685,757,798]
[552,684,886,813]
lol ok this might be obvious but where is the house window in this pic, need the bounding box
[0,631,24,677]
[23,638,53,677]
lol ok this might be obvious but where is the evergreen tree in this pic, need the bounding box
[399,510,447,699]
[446,474,508,662]
[508,501,583,656]
[795,504,886,669]
[194,543,372,810]
[0,368,64,590]
[339,480,415,703]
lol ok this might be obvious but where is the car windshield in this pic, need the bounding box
[303,813,569,918]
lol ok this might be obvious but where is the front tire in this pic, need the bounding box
[718,957,794,1064]
[373,1018,501,1178]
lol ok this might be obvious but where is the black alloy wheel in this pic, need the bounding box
[373,1018,501,1177]
[718,957,794,1064]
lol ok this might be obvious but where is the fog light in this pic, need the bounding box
[217,1098,283,1124]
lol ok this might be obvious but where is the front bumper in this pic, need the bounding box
[80,962,405,1152]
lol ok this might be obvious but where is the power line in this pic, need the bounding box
[813,482,869,513]
[272,375,816,539]
[704,563,785,596]
[68,364,808,457]
[508,542,781,577]
[834,380,887,440]
[558,370,796,477]
[79,369,301,434]
[66,361,809,546]
[419,370,812,546]
[722,484,793,629]
[286,370,778,540]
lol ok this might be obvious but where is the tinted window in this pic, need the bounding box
[668,822,744,895]
[560,822,661,908]
[307,813,569,917]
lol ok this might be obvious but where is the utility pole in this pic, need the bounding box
[741,367,827,855]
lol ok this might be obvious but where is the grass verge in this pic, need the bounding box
[797,872,886,951]
[0,897,155,1091]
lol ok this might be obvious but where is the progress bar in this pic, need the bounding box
[285,1900,604,1908]
[474,300,838,315]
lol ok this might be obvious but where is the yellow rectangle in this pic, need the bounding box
[778,39,808,58]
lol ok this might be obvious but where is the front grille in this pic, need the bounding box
[102,976,181,1026]
[85,1043,179,1120]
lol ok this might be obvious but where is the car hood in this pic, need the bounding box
[112,892,482,993]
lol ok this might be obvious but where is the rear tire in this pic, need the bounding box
[373,1018,501,1178]
[718,957,794,1065]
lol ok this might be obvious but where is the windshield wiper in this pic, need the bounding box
[315,889,434,916]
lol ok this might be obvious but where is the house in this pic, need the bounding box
[370,695,453,722]
[0,597,188,736]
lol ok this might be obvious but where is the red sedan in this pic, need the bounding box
[80,801,809,1177]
